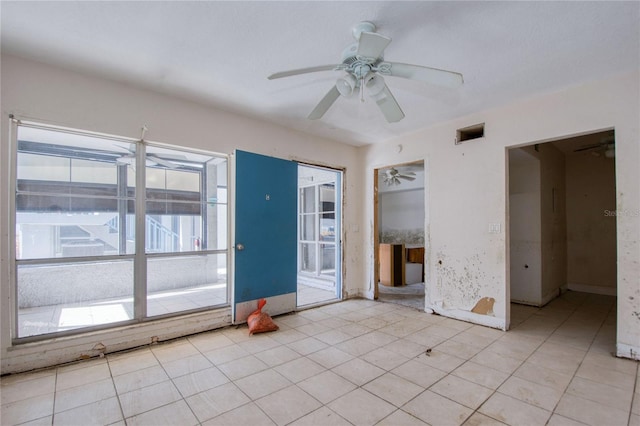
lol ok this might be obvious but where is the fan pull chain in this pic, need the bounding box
[360,76,365,102]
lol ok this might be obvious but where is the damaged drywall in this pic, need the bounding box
[434,251,498,310]
[471,297,496,315]
[427,249,504,329]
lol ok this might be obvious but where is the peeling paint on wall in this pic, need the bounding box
[471,297,496,315]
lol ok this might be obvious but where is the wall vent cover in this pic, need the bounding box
[456,123,485,144]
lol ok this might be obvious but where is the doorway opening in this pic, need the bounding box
[507,130,617,344]
[297,164,342,307]
[374,161,426,310]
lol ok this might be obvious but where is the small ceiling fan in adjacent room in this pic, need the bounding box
[114,143,185,168]
[268,21,463,123]
[383,167,416,186]
[573,136,615,158]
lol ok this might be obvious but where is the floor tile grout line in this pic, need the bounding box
[452,297,588,426]
[336,317,495,426]
[213,303,411,425]
[145,344,205,425]
[167,327,285,425]
[419,323,510,426]
[105,352,131,425]
[218,301,400,424]
[629,363,640,426]
[544,295,616,424]
[49,368,58,426]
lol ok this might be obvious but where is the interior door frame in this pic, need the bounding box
[296,161,346,304]
[373,160,427,302]
[505,128,617,332]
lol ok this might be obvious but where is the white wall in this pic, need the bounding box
[0,54,363,373]
[566,149,617,294]
[509,148,542,305]
[361,71,640,359]
[380,189,424,230]
[538,143,567,305]
[509,143,567,307]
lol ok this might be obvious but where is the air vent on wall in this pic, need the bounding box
[456,123,485,144]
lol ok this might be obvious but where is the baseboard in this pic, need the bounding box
[541,288,560,306]
[616,343,640,361]
[427,302,506,330]
[2,308,232,375]
[567,283,616,296]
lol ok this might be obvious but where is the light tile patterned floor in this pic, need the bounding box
[378,282,425,310]
[2,292,639,426]
[297,283,337,307]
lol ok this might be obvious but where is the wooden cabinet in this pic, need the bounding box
[379,243,405,286]
[406,246,424,264]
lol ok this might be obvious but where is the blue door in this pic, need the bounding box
[234,150,298,322]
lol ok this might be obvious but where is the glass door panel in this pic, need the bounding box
[297,165,342,307]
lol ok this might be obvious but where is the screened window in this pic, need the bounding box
[13,123,228,339]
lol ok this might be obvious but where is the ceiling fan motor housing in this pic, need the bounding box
[352,21,376,40]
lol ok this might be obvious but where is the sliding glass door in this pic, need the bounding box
[297,165,342,306]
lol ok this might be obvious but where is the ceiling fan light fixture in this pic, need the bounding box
[336,74,357,97]
[366,74,385,97]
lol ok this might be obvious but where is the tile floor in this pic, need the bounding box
[2,291,639,426]
[297,283,338,307]
[378,282,425,310]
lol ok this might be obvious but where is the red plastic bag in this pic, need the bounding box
[247,298,279,335]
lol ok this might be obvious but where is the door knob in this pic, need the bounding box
[236,243,245,251]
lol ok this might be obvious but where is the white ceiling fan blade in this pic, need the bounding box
[308,85,341,120]
[159,154,188,161]
[268,65,340,80]
[574,143,604,152]
[116,155,135,165]
[357,32,391,60]
[373,84,405,123]
[398,175,416,181]
[113,142,136,154]
[385,62,463,88]
[148,156,178,169]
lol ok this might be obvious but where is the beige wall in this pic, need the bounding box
[566,149,617,294]
[536,143,567,305]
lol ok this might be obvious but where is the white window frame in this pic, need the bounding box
[9,119,230,343]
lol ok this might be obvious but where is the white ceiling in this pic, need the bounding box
[1,1,638,147]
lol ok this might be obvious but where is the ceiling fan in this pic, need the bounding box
[114,143,184,168]
[573,136,615,158]
[383,167,416,186]
[268,21,463,123]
